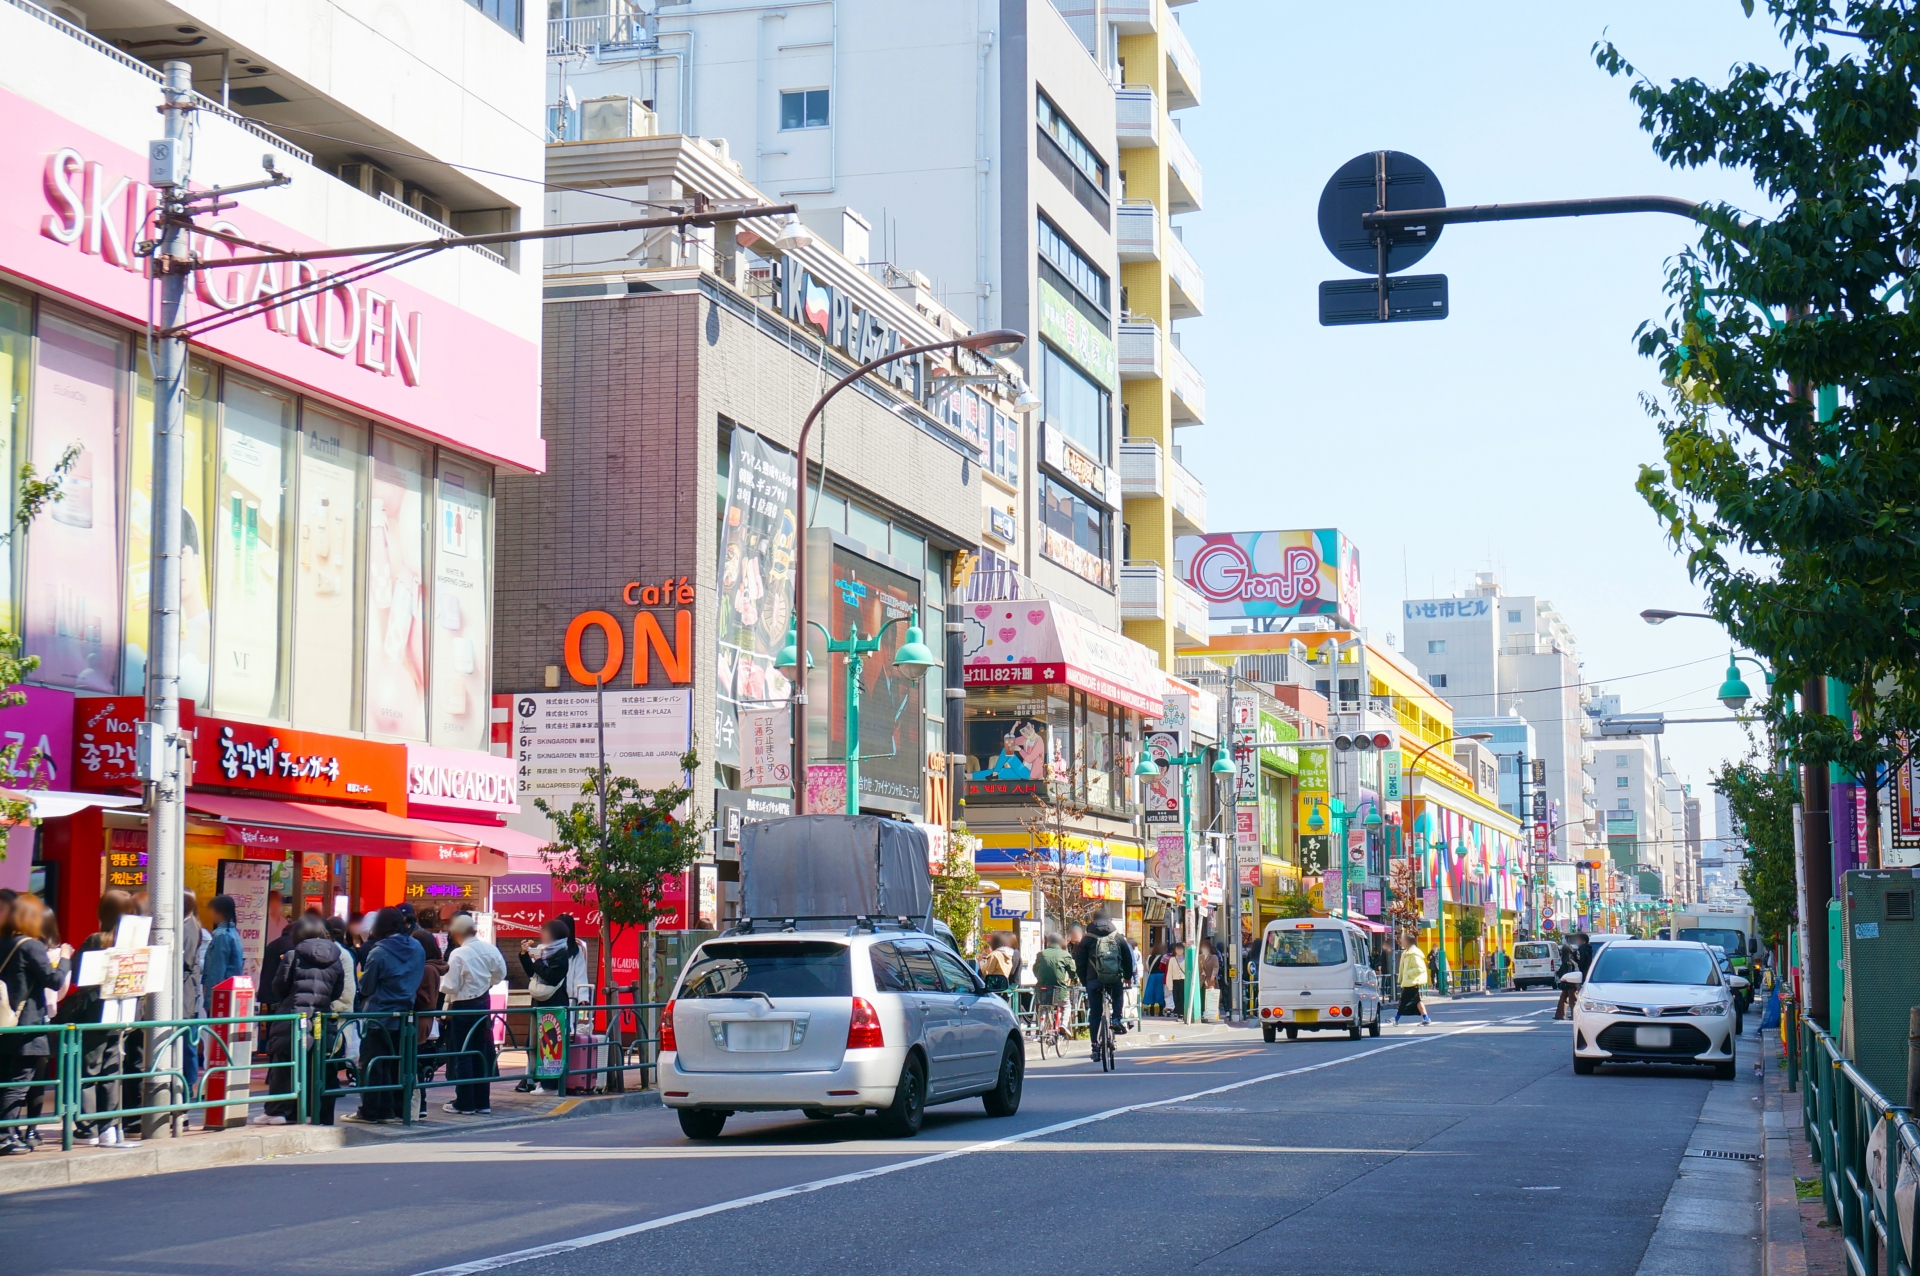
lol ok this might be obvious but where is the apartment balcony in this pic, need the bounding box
[1164,122,1203,213]
[1164,226,1204,318]
[548,10,646,54]
[1119,438,1165,498]
[1107,0,1158,35]
[1118,319,1163,380]
[1163,12,1203,109]
[1171,573,1209,646]
[1167,340,1206,423]
[1169,452,1206,533]
[1115,84,1160,149]
[1120,560,1167,621]
[1117,200,1160,262]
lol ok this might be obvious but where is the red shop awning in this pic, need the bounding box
[185,793,507,873]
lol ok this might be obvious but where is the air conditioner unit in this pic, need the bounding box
[338,161,402,203]
[406,188,451,228]
[579,94,656,141]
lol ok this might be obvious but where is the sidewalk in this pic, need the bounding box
[1633,1032,1764,1276]
[0,1057,660,1197]
[1761,1032,1845,1276]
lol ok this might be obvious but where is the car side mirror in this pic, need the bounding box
[1727,976,1749,991]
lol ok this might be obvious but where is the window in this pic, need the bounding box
[365,431,430,738]
[1040,476,1113,587]
[1037,216,1109,313]
[1616,775,1630,788]
[1499,755,1514,773]
[1042,344,1111,459]
[126,353,217,701]
[1616,755,1629,767]
[1264,929,1349,967]
[1037,92,1107,192]
[1432,673,1448,688]
[290,408,366,732]
[933,948,986,994]
[895,941,945,992]
[467,0,521,37]
[1427,639,1446,654]
[1507,610,1521,623]
[1617,798,1630,809]
[780,89,830,130]
[991,410,1021,486]
[432,454,493,749]
[679,941,852,998]
[212,374,297,719]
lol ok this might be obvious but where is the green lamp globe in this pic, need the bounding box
[891,617,939,681]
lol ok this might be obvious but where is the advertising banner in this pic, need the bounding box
[716,430,798,769]
[217,859,272,980]
[1036,279,1118,389]
[1143,729,1183,825]
[1896,747,1920,851]
[806,531,924,811]
[1174,529,1362,628]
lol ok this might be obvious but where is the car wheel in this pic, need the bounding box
[1714,1060,1738,1081]
[876,1053,926,1138]
[1262,1025,1277,1044]
[803,1109,835,1121]
[982,1038,1024,1117]
[678,1109,728,1139]
[1285,1026,1298,1041]
[1368,1015,1381,1038]
[1572,1057,1596,1076]
[1348,1021,1362,1040]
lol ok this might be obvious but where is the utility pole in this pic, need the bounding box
[1221,677,1243,1024]
[139,60,195,1137]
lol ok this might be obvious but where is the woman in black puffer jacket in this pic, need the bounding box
[259,916,344,1124]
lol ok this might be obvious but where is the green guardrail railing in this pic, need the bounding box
[0,996,666,1149]
[1800,1019,1920,1276]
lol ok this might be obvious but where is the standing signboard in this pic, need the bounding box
[218,859,272,980]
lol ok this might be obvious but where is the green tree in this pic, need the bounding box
[1717,753,1801,951]
[930,829,984,950]
[1597,1,1920,855]
[534,746,712,1008]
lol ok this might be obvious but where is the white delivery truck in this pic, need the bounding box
[1255,916,1382,1042]
[1671,905,1759,1006]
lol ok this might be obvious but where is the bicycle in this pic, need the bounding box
[1090,985,1118,1072]
[1033,987,1069,1059]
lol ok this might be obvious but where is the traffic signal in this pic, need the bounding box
[1334,730,1396,752]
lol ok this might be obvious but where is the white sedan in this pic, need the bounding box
[1571,939,1739,1080]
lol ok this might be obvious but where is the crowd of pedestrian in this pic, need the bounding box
[0,884,576,1150]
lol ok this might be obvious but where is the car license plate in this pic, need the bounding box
[1294,1009,1318,1024]
[725,1021,790,1052]
[1634,1026,1672,1049]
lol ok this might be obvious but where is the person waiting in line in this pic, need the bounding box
[441,914,508,1116]
[201,896,244,1012]
[517,917,578,1094]
[0,895,61,1155]
[52,891,134,1145]
[344,908,424,1124]
[258,915,345,1126]
[978,933,1014,994]
[409,911,449,1119]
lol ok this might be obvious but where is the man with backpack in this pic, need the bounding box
[1074,907,1136,1047]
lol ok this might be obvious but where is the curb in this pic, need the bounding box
[1762,1070,1809,1276]
[0,1088,662,1196]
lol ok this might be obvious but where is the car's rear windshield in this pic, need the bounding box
[1514,942,1555,959]
[1677,928,1744,956]
[679,942,852,999]
[1588,946,1719,987]
[1264,930,1349,967]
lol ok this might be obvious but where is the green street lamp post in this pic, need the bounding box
[777,612,938,814]
[1715,651,1774,712]
[1138,744,1232,1023]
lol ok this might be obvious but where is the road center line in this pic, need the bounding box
[413,1012,1543,1276]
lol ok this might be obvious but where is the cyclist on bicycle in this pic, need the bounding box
[1074,907,1135,1047]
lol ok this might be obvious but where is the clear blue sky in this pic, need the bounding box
[1176,1,1793,822]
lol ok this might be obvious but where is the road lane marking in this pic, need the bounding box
[413,1012,1543,1276]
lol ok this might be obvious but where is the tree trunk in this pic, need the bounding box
[1865,769,1883,870]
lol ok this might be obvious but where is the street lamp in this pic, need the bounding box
[1716,651,1774,711]
[1639,608,1717,625]
[1138,743,1229,1024]
[786,326,1026,811]
[775,611,937,814]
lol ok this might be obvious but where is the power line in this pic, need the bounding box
[1431,653,1723,702]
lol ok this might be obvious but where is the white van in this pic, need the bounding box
[1511,939,1560,989]
[1256,917,1382,1042]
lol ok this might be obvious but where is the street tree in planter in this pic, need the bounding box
[535,746,711,1082]
[1598,2,1920,859]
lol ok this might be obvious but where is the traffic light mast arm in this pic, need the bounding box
[1361,195,1704,232]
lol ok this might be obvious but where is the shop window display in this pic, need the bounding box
[211,375,296,719]
[290,408,366,731]
[26,310,125,693]
[431,455,492,750]
[365,431,429,739]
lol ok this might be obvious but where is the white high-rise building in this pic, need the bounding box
[1401,572,1595,861]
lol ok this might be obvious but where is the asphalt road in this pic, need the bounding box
[1,991,1737,1276]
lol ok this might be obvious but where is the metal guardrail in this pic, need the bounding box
[0,997,665,1148]
[1800,1019,1920,1276]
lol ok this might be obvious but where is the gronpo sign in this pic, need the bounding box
[1,87,541,472]
[1175,530,1363,628]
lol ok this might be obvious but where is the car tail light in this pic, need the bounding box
[660,1000,677,1052]
[847,997,885,1049]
